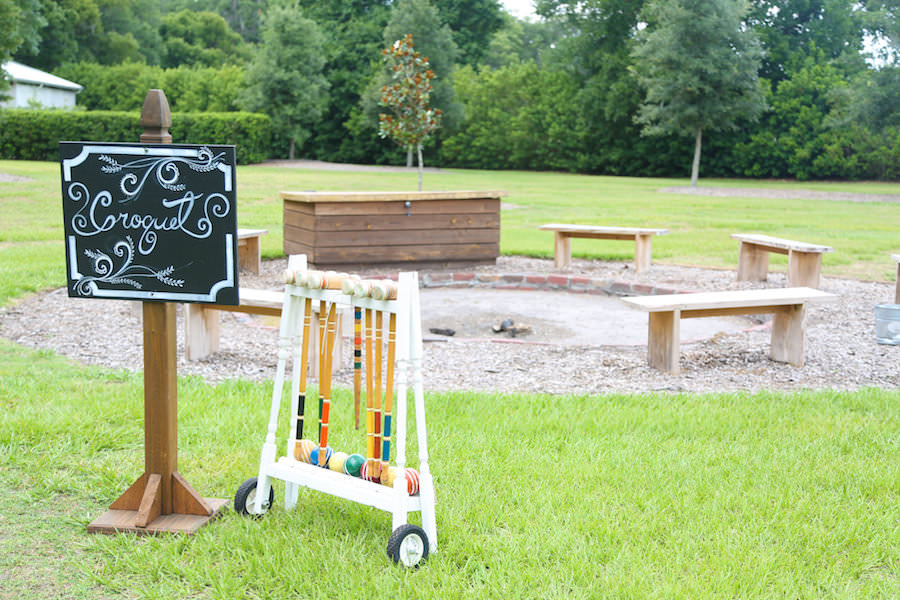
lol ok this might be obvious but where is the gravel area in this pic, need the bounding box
[2,255,898,396]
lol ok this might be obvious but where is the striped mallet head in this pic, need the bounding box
[352,279,375,298]
[305,270,325,289]
[371,279,398,301]
[341,274,361,295]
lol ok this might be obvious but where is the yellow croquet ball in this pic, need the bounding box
[329,451,348,473]
[381,465,397,487]
[294,439,316,463]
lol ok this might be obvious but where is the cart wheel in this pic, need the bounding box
[386,524,429,568]
[234,477,274,517]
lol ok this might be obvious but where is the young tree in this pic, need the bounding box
[377,0,462,162]
[632,0,767,186]
[378,34,442,190]
[241,3,329,160]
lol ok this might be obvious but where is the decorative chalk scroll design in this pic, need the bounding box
[75,236,184,297]
[98,146,226,203]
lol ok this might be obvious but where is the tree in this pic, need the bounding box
[294,0,393,164]
[241,3,328,159]
[378,35,441,190]
[746,0,866,84]
[432,0,505,66]
[1,0,44,63]
[483,12,566,69]
[380,0,462,135]
[160,9,250,68]
[632,0,767,186]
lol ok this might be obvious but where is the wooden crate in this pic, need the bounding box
[281,191,505,267]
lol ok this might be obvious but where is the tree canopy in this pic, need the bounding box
[241,3,328,159]
[3,0,900,180]
[632,0,767,186]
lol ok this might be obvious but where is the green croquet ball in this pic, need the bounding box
[344,453,365,477]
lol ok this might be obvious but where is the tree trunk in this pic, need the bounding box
[691,127,702,188]
[407,149,413,168]
[417,144,424,191]
[289,139,295,161]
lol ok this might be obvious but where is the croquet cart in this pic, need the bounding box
[234,256,437,568]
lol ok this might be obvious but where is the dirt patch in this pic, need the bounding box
[0,172,34,183]
[660,186,900,203]
[2,256,897,396]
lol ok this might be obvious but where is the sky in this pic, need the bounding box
[501,0,537,19]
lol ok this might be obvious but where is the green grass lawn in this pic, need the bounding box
[2,159,900,598]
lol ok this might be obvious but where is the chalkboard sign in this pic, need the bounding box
[60,142,239,305]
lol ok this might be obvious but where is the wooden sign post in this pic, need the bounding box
[60,90,232,534]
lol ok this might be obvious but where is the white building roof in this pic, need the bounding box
[2,61,83,92]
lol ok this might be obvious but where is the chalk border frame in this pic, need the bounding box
[60,142,238,304]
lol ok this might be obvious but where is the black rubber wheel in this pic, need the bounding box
[234,477,274,517]
[386,524,429,568]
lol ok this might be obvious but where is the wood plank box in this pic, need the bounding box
[281,191,506,267]
[892,254,900,304]
[184,288,343,373]
[237,228,268,274]
[731,233,833,288]
[539,224,669,272]
[622,287,837,374]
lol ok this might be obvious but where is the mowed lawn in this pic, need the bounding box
[1,159,900,599]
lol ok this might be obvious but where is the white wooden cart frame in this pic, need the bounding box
[241,256,437,565]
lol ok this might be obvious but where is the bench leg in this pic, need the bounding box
[634,234,653,273]
[647,310,680,374]
[736,242,769,282]
[238,235,262,274]
[770,304,806,367]
[184,304,220,361]
[896,263,900,304]
[553,233,572,269]
[787,251,822,288]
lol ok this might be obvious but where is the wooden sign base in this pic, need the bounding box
[84,91,229,536]
[88,471,227,535]
[87,300,226,535]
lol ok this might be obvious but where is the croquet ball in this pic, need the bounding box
[329,451,348,473]
[309,446,333,467]
[294,439,316,463]
[343,453,365,477]
[403,468,420,496]
[360,460,383,482]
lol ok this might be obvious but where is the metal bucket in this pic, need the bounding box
[875,304,900,345]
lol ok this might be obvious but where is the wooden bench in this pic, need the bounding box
[184,255,342,372]
[621,287,838,374]
[184,288,343,373]
[731,234,833,288]
[539,224,669,272]
[237,228,268,274]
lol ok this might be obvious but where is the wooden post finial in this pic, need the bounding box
[140,89,173,144]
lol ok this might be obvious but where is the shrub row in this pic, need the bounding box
[0,109,271,165]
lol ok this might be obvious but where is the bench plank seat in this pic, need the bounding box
[539,224,669,272]
[622,287,837,374]
[184,288,343,373]
[731,233,833,288]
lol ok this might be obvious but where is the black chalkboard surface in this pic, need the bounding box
[60,142,239,305]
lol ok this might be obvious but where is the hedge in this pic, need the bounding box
[0,109,272,165]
